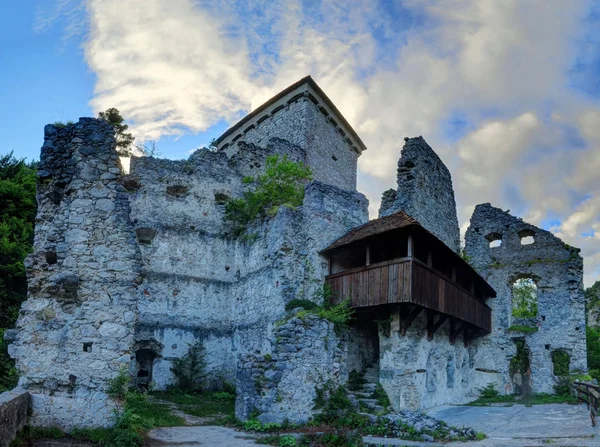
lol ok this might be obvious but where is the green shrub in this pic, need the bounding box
[477,383,499,399]
[171,340,208,393]
[372,384,391,410]
[224,155,312,236]
[316,299,354,328]
[285,299,319,312]
[107,368,132,401]
[507,325,538,334]
[347,370,366,391]
[552,350,570,377]
[553,376,571,396]
[213,391,235,401]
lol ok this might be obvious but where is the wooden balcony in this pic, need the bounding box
[325,257,492,333]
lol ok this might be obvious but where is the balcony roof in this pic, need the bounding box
[322,210,497,298]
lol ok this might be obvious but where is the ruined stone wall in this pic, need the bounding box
[380,137,460,253]
[128,140,368,389]
[465,203,587,394]
[379,311,495,410]
[10,118,368,428]
[8,119,142,429]
[0,389,29,447]
[222,97,359,191]
[236,314,347,424]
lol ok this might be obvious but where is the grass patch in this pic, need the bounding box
[150,390,235,419]
[507,325,538,334]
[468,392,578,406]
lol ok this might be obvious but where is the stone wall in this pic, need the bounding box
[222,97,359,191]
[236,314,347,424]
[10,118,368,428]
[0,389,29,447]
[379,311,495,410]
[379,137,460,253]
[8,119,141,429]
[465,203,587,394]
[127,139,368,390]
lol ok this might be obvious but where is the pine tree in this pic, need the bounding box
[171,340,208,392]
[98,108,135,156]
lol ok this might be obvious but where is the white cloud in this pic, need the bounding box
[46,0,600,286]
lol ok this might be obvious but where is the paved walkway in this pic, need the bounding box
[146,404,599,446]
[426,403,599,446]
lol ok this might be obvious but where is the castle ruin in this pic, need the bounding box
[6,76,587,429]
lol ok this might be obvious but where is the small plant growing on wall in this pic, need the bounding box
[224,155,312,236]
[171,340,208,393]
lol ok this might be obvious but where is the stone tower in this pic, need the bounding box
[379,137,461,253]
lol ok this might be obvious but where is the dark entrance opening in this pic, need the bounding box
[136,348,158,390]
[347,310,380,380]
[510,339,531,396]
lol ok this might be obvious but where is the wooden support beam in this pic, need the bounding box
[449,319,464,345]
[427,311,447,341]
[407,234,414,258]
[463,325,479,347]
[400,305,422,336]
[451,267,456,282]
[427,251,432,267]
[366,245,371,266]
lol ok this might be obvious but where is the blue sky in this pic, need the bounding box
[1,0,600,285]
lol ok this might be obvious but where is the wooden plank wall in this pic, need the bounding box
[325,258,491,331]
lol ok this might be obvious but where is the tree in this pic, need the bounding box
[0,152,36,327]
[0,152,36,391]
[98,108,135,156]
[135,140,161,157]
[512,278,538,318]
[171,340,208,393]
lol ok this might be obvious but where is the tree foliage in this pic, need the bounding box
[224,155,313,236]
[0,152,36,327]
[98,108,135,157]
[512,278,538,318]
[0,152,36,391]
[171,340,208,393]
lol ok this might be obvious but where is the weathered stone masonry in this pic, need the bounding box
[7,77,588,429]
[9,115,368,429]
[465,203,587,394]
[7,119,142,428]
[380,137,461,253]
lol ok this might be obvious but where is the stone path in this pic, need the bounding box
[146,403,599,446]
[425,403,599,446]
[147,426,260,447]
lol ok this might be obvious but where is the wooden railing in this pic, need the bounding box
[326,257,492,332]
[573,381,600,426]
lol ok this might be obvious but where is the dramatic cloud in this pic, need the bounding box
[43,0,600,285]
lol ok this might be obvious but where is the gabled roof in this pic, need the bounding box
[322,210,497,298]
[214,75,367,153]
[322,210,419,253]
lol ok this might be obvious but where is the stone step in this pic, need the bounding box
[348,390,373,398]
[361,383,378,392]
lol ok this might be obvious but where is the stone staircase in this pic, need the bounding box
[348,365,387,416]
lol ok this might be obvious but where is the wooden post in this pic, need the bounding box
[366,245,371,266]
[427,251,432,267]
[407,234,413,258]
[451,267,456,282]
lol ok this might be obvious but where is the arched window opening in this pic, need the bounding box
[486,233,502,249]
[512,277,538,318]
